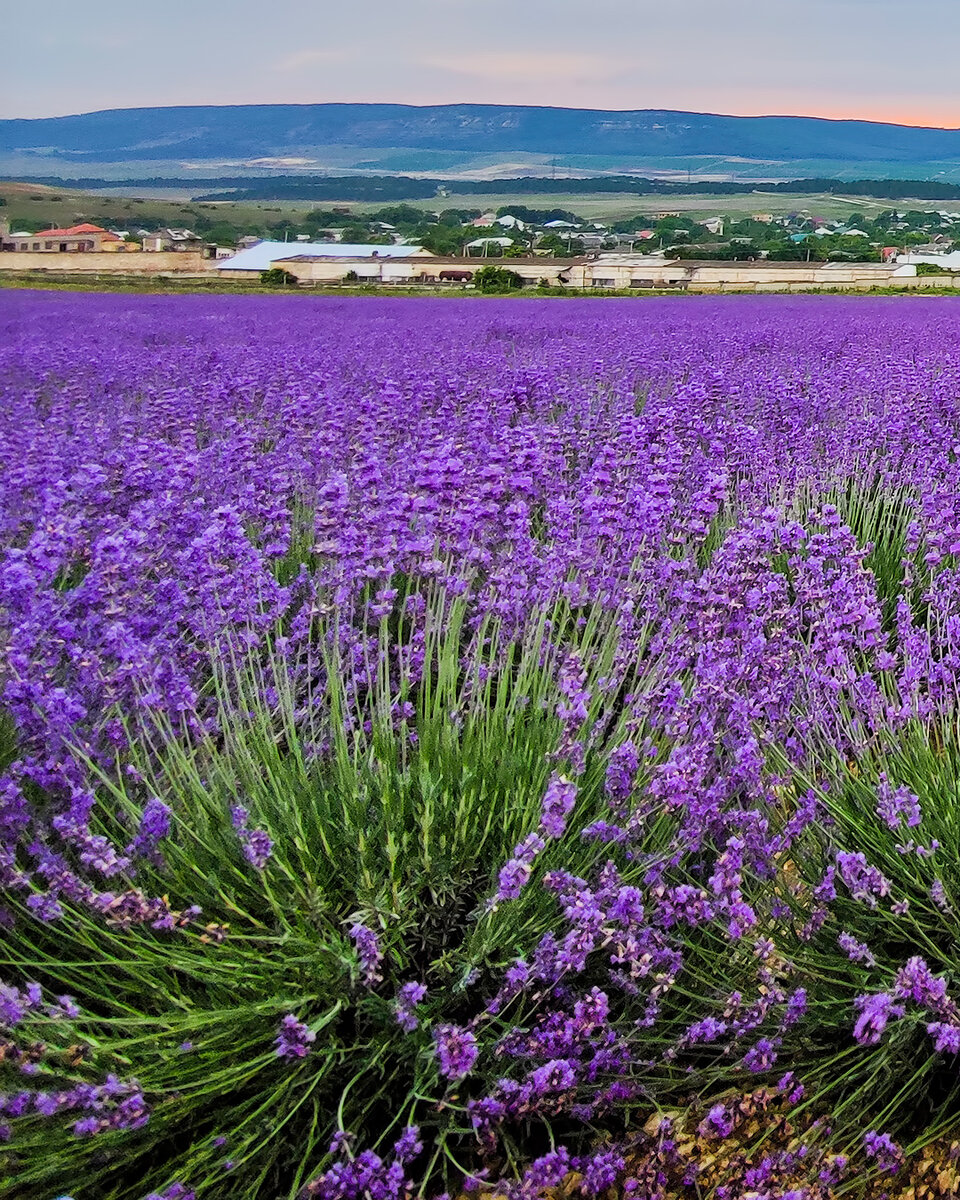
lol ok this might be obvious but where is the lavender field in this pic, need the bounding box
[5,290,960,1199]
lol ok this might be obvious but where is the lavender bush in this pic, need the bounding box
[4,291,960,1197]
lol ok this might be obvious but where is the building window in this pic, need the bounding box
[592,278,615,288]
[45,242,53,250]
[32,242,39,250]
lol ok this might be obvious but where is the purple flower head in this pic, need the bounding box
[743,1037,779,1073]
[433,1023,478,1079]
[393,1125,422,1164]
[927,1021,960,1054]
[349,922,384,987]
[229,805,249,831]
[932,879,953,913]
[539,774,577,840]
[835,850,891,907]
[876,776,922,831]
[894,957,951,1011]
[230,805,273,870]
[127,798,172,858]
[394,981,427,1033]
[838,931,877,967]
[578,1148,625,1197]
[853,992,904,1045]
[864,1130,903,1173]
[783,987,808,1027]
[701,1103,734,1139]
[494,857,533,903]
[529,1058,577,1094]
[274,1013,316,1059]
[604,742,639,806]
[240,827,273,871]
[524,1148,571,1192]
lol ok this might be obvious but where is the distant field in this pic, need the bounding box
[381,190,930,221]
[3,179,957,236]
[0,181,322,235]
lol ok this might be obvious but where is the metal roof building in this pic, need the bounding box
[217,240,427,272]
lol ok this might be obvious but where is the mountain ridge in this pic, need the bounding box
[6,102,960,168]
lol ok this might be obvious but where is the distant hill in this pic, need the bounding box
[6,103,960,170]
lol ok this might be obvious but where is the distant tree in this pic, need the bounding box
[495,204,580,224]
[260,267,297,286]
[418,225,464,256]
[437,208,480,226]
[304,209,352,227]
[472,265,524,293]
[368,204,425,225]
[535,233,575,256]
[765,244,808,261]
[204,222,240,246]
[339,224,374,244]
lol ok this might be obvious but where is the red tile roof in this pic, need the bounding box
[33,223,118,239]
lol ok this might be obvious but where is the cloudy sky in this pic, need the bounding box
[6,0,960,127]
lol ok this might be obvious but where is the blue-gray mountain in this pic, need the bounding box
[5,103,960,163]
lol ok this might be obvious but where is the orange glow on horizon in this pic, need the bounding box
[723,104,960,130]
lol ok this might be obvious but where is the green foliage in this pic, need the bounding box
[1,592,651,1198]
[259,268,298,287]
[416,224,465,256]
[471,265,524,293]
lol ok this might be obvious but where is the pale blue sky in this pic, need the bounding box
[6,0,960,126]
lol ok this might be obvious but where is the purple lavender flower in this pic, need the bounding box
[838,931,877,967]
[230,805,273,870]
[701,1103,734,1138]
[127,798,172,858]
[240,827,273,870]
[893,956,951,1010]
[864,1130,903,1173]
[349,922,384,987]
[876,776,922,830]
[578,1148,625,1196]
[539,774,577,840]
[394,981,427,1033]
[853,992,904,1045]
[927,1021,960,1053]
[392,1125,422,1163]
[274,1013,316,1059]
[433,1024,478,1079]
[742,1037,780,1072]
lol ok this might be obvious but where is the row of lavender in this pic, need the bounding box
[3,292,960,1199]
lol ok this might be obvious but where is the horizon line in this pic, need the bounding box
[4,100,960,134]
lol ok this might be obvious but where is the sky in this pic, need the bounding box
[5,0,960,127]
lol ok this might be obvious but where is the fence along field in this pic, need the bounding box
[4,291,960,1198]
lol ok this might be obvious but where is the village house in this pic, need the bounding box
[269,253,586,288]
[216,240,433,278]
[0,220,132,253]
[142,228,211,253]
[465,236,514,254]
